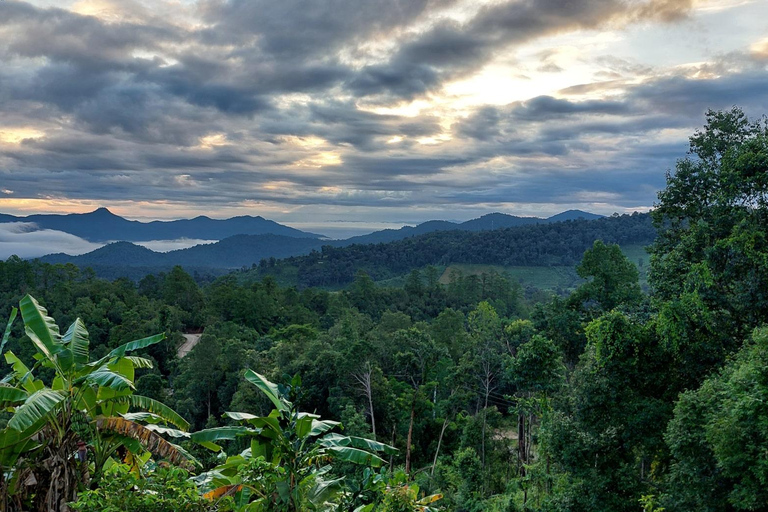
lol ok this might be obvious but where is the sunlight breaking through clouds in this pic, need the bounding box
[0,0,764,228]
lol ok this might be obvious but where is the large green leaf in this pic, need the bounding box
[309,419,340,437]
[3,352,43,393]
[243,415,281,435]
[320,433,398,455]
[8,388,66,431]
[0,385,28,405]
[0,425,44,468]
[190,426,255,444]
[307,475,344,506]
[62,318,89,365]
[193,426,259,452]
[144,424,190,438]
[77,384,97,416]
[244,369,290,413]
[124,356,153,369]
[82,369,134,391]
[223,411,258,421]
[121,411,165,424]
[296,415,315,439]
[0,307,17,356]
[127,394,190,431]
[19,295,63,364]
[323,445,386,467]
[108,333,165,359]
[97,358,135,416]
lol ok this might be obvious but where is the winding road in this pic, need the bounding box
[177,333,202,358]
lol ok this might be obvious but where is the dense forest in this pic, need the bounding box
[246,212,655,288]
[1,107,767,511]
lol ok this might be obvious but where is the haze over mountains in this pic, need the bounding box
[0,207,322,242]
[2,207,606,274]
[1,207,602,245]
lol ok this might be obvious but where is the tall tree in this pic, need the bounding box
[650,108,768,352]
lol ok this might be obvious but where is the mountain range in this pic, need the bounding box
[0,207,322,242]
[2,207,602,248]
[9,208,607,278]
[40,235,323,269]
[339,210,602,245]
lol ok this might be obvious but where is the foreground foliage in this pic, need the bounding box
[0,295,188,511]
[192,371,408,511]
[71,464,208,512]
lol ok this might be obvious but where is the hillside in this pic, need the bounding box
[40,234,325,278]
[334,209,602,246]
[244,212,654,288]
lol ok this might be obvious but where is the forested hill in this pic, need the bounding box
[336,209,602,246]
[40,234,326,279]
[247,212,654,287]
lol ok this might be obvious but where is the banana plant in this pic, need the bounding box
[0,295,191,512]
[191,370,397,511]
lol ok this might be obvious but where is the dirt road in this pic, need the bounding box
[177,333,202,358]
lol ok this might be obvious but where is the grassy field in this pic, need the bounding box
[433,243,652,292]
[619,244,651,288]
[248,242,652,293]
[438,264,582,291]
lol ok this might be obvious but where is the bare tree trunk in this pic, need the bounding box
[481,393,488,469]
[389,423,396,474]
[431,417,450,476]
[352,362,377,439]
[527,412,533,464]
[517,412,526,477]
[405,399,416,475]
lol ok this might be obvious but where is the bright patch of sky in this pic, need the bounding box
[2,0,767,233]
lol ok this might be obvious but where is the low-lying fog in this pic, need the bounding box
[0,223,215,259]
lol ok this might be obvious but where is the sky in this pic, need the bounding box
[1,0,767,238]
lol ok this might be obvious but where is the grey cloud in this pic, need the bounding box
[0,1,180,66]
[0,0,762,224]
[508,96,631,121]
[307,101,442,150]
[348,0,694,99]
[452,96,631,145]
[629,71,768,117]
[202,0,444,58]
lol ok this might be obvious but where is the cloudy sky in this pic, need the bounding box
[1,0,767,237]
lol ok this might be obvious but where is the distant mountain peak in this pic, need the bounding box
[1,208,323,242]
[546,210,603,222]
[91,207,116,215]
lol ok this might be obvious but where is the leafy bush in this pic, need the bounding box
[71,464,211,512]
